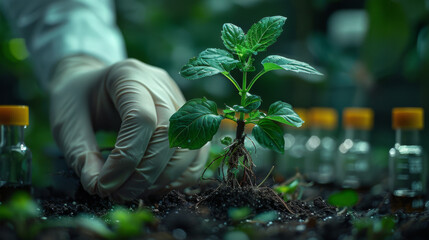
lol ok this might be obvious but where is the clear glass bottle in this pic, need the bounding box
[0,105,32,202]
[389,107,426,212]
[336,108,373,189]
[305,108,338,184]
[275,108,308,181]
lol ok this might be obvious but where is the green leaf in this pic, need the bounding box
[221,23,245,52]
[199,48,240,72]
[245,16,287,53]
[243,93,261,110]
[228,207,251,221]
[275,179,299,195]
[247,110,266,122]
[221,136,233,146]
[253,211,278,223]
[235,44,257,58]
[180,57,223,80]
[252,118,284,153]
[179,49,239,80]
[261,55,322,75]
[265,101,303,127]
[169,98,223,149]
[231,94,261,114]
[328,190,359,207]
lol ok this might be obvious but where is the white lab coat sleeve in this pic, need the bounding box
[1,0,127,89]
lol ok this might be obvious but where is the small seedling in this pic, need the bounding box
[169,16,321,187]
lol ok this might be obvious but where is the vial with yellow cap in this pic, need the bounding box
[389,107,426,212]
[305,107,338,184]
[0,105,32,201]
[336,108,373,189]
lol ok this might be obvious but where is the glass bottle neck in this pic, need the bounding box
[310,128,335,137]
[0,125,25,147]
[344,128,369,141]
[395,129,420,146]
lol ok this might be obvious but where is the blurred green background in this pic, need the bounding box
[1,0,428,187]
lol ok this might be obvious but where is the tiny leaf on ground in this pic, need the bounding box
[328,190,359,207]
[169,98,223,149]
[261,55,322,75]
[265,101,303,127]
[252,118,284,153]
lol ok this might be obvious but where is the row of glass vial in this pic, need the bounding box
[277,107,426,205]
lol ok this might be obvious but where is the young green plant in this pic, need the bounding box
[169,16,322,187]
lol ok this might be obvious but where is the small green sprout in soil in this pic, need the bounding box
[328,189,359,208]
[169,16,322,187]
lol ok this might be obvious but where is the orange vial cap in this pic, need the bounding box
[309,107,338,130]
[343,108,373,130]
[293,108,308,128]
[392,108,424,130]
[0,105,29,126]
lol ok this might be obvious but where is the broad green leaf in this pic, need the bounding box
[243,93,261,110]
[199,48,240,72]
[180,57,223,80]
[261,55,322,75]
[252,118,284,153]
[245,16,286,53]
[266,101,303,127]
[221,23,245,52]
[328,190,359,207]
[169,98,223,149]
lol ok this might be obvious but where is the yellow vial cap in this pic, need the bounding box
[343,108,373,130]
[0,105,29,126]
[309,107,338,130]
[392,108,424,129]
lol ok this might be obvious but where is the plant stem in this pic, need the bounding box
[236,119,245,143]
[222,73,241,92]
[247,70,267,92]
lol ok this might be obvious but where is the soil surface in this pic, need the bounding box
[1,176,429,239]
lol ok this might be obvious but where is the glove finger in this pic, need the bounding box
[146,143,210,196]
[110,90,179,201]
[50,72,104,195]
[110,125,175,201]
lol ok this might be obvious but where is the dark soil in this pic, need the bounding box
[2,175,429,239]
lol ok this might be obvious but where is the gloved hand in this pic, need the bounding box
[49,55,209,201]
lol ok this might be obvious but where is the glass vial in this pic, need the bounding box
[305,108,338,184]
[336,108,373,189]
[0,105,32,202]
[275,108,308,181]
[389,108,425,212]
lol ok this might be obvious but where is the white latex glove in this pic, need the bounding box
[49,55,209,201]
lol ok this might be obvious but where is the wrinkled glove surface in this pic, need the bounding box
[50,55,209,201]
